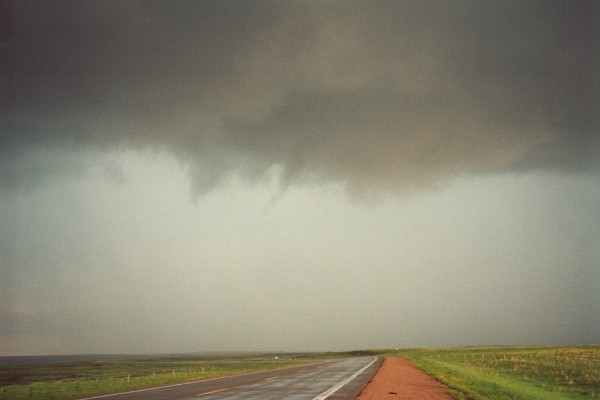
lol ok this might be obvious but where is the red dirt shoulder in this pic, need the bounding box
[356,356,455,400]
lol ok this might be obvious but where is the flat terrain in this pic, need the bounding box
[2,346,597,400]
[0,355,310,399]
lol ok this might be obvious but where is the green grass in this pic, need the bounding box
[388,345,599,400]
[0,354,311,400]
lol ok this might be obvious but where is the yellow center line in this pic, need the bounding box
[264,376,279,381]
[196,388,230,396]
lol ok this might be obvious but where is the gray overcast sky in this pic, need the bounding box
[1,0,599,356]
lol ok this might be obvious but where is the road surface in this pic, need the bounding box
[79,357,381,400]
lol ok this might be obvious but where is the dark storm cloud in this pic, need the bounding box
[2,0,597,194]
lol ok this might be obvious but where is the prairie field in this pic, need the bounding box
[393,345,599,399]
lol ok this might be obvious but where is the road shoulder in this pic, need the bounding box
[355,356,455,400]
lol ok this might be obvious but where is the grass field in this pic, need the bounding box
[391,345,599,400]
[0,354,311,400]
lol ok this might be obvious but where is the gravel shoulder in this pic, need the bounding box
[356,356,455,400]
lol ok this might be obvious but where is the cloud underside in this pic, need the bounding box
[2,1,597,195]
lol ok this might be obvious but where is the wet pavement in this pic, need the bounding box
[80,357,381,400]
[189,357,379,400]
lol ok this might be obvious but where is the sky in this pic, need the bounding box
[1,0,599,356]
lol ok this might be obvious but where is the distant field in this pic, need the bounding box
[0,354,313,400]
[391,345,600,400]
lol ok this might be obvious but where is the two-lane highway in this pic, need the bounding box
[79,357,381,400]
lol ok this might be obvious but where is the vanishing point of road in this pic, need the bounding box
[78,357,381,400]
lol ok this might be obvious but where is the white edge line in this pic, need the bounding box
[311,357,378,400]
[77,362,324,400]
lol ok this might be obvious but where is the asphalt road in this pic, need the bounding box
[78,357,381,400]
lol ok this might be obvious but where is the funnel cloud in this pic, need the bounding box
[2,0,597,194]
